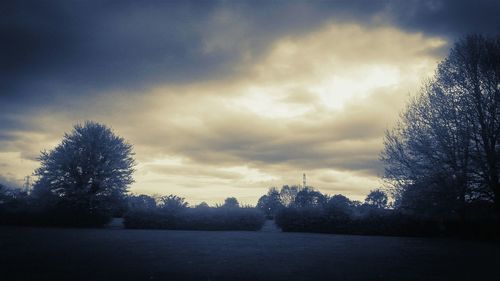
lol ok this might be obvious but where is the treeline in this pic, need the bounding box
[2,180,498,237]
[124,195,265,231]
[0,121,264,230]
[0,184,265,230]
[0,183,120,227]
[257,185,499,239]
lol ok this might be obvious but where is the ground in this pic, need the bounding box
[0,225,499,281]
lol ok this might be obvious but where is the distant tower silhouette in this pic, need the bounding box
[303,173,306,188]
[23,175,31,192]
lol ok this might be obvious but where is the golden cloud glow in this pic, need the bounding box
[0,23,447,204]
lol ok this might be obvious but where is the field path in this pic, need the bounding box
[107,218,125,229]
[260,219,281,232]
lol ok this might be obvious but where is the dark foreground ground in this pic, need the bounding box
[1,225,499,281]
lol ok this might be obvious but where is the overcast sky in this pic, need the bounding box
[1,0,499,204]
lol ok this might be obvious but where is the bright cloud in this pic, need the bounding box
[0,22,446,204]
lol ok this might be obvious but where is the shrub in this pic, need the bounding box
[275,204,500,239]
[124,207,265,231]
[158,195,188,213]
[222,197,240,208]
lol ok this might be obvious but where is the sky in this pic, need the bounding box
[1,0,499,205]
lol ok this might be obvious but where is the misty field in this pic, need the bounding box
[0,226,499,281]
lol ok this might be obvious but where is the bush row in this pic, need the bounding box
[0,204,113,228]
[124,207,266,231]
[275,207,500,239]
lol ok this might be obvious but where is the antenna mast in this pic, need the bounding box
[23,175,31,193]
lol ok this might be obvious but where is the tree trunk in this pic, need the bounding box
[493,188,500,221]
[486,153,500,219]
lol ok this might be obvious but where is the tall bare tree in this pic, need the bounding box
[437,35,500,210]
[382,35,500,219]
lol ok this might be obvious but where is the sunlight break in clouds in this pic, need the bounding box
[124,23,446,203]
[0,23,446,204]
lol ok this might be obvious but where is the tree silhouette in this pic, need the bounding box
[327,194,352,210]
[257,187,283,218]
[223,197,240,208]
[158,195,188,212]
[438,35,500,213]
[195,202,210,209]
[382,34,500,219]
[33,121,135,225]
[365,189,388,209]
[293,187,327,208]
[128,194,157,210]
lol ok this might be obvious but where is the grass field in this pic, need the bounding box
[1,225,499,281]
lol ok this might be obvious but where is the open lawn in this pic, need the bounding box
[0,225,499,281]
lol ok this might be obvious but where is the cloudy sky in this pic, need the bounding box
[1,0,499,204]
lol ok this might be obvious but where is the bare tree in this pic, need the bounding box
[382,80,472,218]
[382,35,500,219]
[437,34,500,210]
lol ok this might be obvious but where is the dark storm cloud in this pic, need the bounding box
[386,0,500,38]
[2,0,498,120]
[1,0,499,167]
[0,0,312,132]
[1,1,217,104]
[0,0,380,104]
